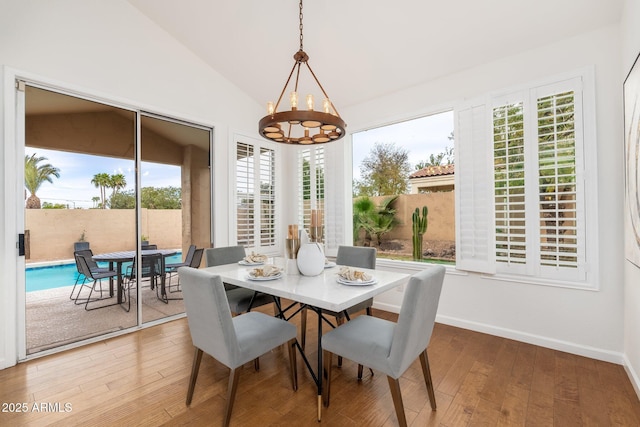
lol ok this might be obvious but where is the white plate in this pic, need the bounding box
[239,260,265,266]
[247,273,282,281]
[336,277,377,286]
[324,262,336,268]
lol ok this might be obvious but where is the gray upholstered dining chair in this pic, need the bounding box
[204,246,276,315]
[178,267,298,427]
[321,265,446,427]
[300,245,377,350]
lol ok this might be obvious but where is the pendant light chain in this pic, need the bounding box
[258,0,346,144]
[299,0,304,52]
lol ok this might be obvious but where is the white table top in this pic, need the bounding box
[202,261,410,312]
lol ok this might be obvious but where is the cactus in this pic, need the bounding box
[412,206,428,260]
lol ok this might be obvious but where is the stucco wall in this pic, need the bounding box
[370,192,455,242]
[25,209,181,262]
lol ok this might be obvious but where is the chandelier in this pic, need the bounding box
[258,0,346,145]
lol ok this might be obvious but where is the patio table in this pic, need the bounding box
[93,249,177,308]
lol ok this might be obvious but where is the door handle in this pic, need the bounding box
[18,233,25,256]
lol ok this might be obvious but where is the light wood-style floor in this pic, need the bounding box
[1,304,639,426]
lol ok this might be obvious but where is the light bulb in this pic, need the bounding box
[290,91,298,109]
[323,98,331,114]
[267,101,275,115]
[306,94,314,111]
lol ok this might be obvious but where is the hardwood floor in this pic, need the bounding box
[0,305,639,426]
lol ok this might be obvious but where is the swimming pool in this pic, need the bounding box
[26,252,183,292]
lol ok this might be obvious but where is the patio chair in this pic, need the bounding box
[164,245,197,290]
[178,267,297,427]
[73,253,121,311]
[70,249,112,301]
[160,248,204,302]
[124,253,167,307]
[321,266,446,427]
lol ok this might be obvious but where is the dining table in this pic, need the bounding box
[202,259,409,421]
[92,249,177,309]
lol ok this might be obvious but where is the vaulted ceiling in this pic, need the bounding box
[127,0,622,111]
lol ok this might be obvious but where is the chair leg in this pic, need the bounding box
[224,367,241,427]
[287,338,298,391]
[387,376,408,427]
[300,304,307,350]
[419,349,437,410]
[322,350,332,407]
[254,358,260,371]
[186,348,203,406]
[336,316,345,367]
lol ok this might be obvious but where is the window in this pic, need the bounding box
[298,147,325,238]
[456,70,596,286]
[351,111,455,263]
[236,140,277,250]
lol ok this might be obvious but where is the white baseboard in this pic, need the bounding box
[372,301,400,314]
[373,298,625,364]
[623,354,640,400]
[436,314,624,364]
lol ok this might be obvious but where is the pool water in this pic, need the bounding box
[26,252,183,292]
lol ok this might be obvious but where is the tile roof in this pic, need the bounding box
[409,164,455,179]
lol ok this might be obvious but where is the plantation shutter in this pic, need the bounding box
[259,146,277,247]
[236,140,277,251]
[323,142,346,256]
[533,78,586,281]
[236,142,255,247]
[492,98,530,274]
[298,147,325,235]
[455,99,496,273]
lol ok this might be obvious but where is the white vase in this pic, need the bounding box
[296,242,325,276]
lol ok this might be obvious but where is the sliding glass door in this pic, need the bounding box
[139,114,211,324]
[21,84,212,355]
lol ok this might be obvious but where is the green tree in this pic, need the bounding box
[354,142,411,197]
[415,143,455,170]
[24,154,61,209]
[109,190,135,209]
[42,201,67,209]
[109,186,182,209]
[91,172,111,209]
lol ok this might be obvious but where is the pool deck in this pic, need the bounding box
[26,278,185,354]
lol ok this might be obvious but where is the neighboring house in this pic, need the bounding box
[409,164,455,193]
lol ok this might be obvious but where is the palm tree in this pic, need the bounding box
[108,173,127,199]
[24,154,60,209]
[91,173,111,209]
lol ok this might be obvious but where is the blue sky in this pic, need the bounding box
[25,147,181,209]
[352,110,454,181]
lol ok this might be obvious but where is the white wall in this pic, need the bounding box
[0,0,263,368]
[622,0,640,396]
[344,25,626,363]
